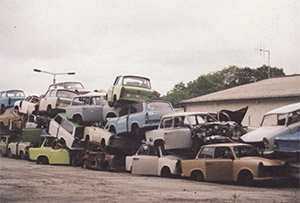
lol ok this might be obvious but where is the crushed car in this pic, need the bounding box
[14,95,39,115]
[241,102,300,153]
[107,75,160,107]
[181,143,287,185]
[0,108,23,130]
[66,92,119,125]
[0,90,25,114]
[107,100,174,138]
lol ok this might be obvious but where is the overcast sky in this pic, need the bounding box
[0,0,299,96]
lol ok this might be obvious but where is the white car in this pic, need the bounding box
[14,95,39,115]
[48,113,84,149]
[39,89,77,116]
[83,126,114,148]
[66,92,119,124]
[125,144,193,177]
[241,102,300,152]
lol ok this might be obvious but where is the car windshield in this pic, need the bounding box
[57,90,76,99]
[147,102,172,111]
[261,114,287,126]
[233,145,260,158]
[7,90,25,97]
[185,114,217,126]
[50,82,84,90]
[122,76,151,89]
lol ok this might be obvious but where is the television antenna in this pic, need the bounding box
[255,45,271,78]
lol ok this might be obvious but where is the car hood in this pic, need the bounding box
[241,126,285,142]
[239,156,285,166]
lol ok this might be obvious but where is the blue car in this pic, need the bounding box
[0,90,25,114]
[107,100,174,137]
[274,131,300,152]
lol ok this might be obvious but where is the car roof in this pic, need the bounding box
[162,111,211,118]
[118,75,150,80]
[265,102,300,115]
[202,143,252,148]
[74,92,106,98]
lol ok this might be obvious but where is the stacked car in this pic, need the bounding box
[1,76,298,186]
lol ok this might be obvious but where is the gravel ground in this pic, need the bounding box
[0,156,299,203]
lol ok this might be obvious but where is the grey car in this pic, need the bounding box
[66,92,119,124]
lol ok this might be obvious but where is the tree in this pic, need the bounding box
[161,65,285,106]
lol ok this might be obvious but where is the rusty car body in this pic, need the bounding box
[181,143,287,185]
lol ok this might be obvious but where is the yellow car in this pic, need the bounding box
[29,135,70,165]
[181,143,287,185]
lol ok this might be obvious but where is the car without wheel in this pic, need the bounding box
[181,143,287,186]
[14,95,39,115]
[126,144,193,177]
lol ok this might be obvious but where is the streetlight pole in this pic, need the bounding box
[33,69,75,85]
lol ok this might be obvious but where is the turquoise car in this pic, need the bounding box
[0,90,25,114]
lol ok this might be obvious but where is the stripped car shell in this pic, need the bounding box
[241,102,300,152]
[126,144,192,177]
[14,95,39,115]
[83,126,114,148]
[66,92,119,124]
[0,90,25,114]
[181,143,287,185]
[107,75,160,106]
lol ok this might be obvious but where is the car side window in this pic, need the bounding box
[61,119,74,134]
[54,115,63,124]
[49,90,56,97]
[198,147,214,159]
[130,103,143,113]
[214,147,233,159]
[174,116,185,128]
[160,118,173,128]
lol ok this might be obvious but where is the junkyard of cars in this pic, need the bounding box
[0,76,300,202]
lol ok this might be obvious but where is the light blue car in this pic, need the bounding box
[107,100,174,138]
[0,90,25,114]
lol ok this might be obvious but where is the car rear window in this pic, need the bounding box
[57,90,76,99]
[147,102,172,111]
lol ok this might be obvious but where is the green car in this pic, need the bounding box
[107,75,160,107]
[29,135,70,165]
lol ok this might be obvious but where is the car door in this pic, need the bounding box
[205,147,233,181]
[86,96,103,121]
[132,146,159,175]
[163,117,192,149]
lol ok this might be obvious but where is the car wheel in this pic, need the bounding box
[192,171,204,182]
[47,105,52,117]
[73,115,83,125]
[7,149,12,158]
[161,167,171,178]
[39,157,49,164]
[0,150,3,157]
[238,171,253,186]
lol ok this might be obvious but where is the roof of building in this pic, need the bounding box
[180,75,300,104]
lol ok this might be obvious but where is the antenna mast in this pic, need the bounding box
[255,45,271,78]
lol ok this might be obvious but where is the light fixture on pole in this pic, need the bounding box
[33,68,75,85]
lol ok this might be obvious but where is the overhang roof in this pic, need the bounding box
[180,75,300,104]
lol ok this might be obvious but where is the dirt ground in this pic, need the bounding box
[0,156,299,203]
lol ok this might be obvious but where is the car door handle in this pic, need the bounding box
[133,158,139,161]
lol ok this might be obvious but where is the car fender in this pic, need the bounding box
[234,167,255,181]
[158,158,178,175]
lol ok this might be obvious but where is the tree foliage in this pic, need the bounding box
[161,65,285,106]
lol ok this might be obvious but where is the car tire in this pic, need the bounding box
[20,151,25,160]
[238,171,253,186]
[192,171,204,182]
[73,115,83,125]
[0,105,5,114]
[47,105,52,117]
[161,167,171,178]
